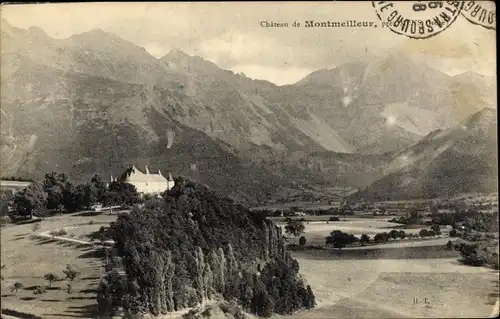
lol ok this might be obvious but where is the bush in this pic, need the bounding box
[374,232,389,243]
[446,240,453,250]
[0,215,11,226]
[449,229,458,237]
[454,240,494,267]
[49,229,68,237]
[299,236,306,246]
[33,286,47,295]
[32,222,41,232]
[328,216,340,222]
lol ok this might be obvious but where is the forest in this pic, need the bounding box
[98,178,315,318]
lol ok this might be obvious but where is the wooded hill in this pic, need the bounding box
[98,178,315,317]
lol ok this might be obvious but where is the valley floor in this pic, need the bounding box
[281,251,499,318]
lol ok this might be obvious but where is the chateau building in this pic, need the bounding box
[116,165,175,195]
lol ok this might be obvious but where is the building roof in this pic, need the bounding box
[119,165,173,183]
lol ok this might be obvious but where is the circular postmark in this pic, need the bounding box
[461,1,496,30]
[372,1,464,39]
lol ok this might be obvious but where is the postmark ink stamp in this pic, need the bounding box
[372,1,465,39]
[461,1,496,30]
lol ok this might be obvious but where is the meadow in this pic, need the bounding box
[1,212,498,319]
[0,212,119,318]
[271,218,499,318]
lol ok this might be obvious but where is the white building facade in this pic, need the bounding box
[118,165,175,195]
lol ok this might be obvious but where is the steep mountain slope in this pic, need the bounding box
[1,19,166,86]
[1,20,496,201]
[0,56,339,203]
[0,19,349,154]
[3,20,493,157]
[351,108,498,200]
[294,54,494,154]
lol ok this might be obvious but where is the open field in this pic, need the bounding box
[1,211,497,319]
[274,216,498,318]
[0,212,120,318]
[277,217,439,245]
[282,252,499,318]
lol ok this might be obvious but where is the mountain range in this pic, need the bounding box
[1,19,497,203]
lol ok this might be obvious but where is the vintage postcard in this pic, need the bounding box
[0,1,498,319]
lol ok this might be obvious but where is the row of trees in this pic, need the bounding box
[323,226,444,250]
[11,173,139,218]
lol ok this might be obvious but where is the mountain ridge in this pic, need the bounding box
[1,20,497,202]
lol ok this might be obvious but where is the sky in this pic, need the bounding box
[1,2,496,85]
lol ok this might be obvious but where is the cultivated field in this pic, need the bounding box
[285,254,499,318]
[0,212,119,318]
[270,216,499,319]
[1,212,498,319]
[277,217,438,245]
[273,218,499,318]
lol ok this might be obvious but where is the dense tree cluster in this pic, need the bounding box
[452,239,499,269]
[284,218,305,237]
[432,209,499,232]
[325,230,358,250]
[98,178,315,318]
[10,172,138,218]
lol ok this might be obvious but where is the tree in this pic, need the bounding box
[389,230,399,240]
[284,218,305,237]
[44,273,58,288]
[360,234,370,246]
[67,284,73,300]
[446,240,453,250]
[419,229,429,238]
[107,181,139,206]
[34,286,47,295]
[1,264,5,281]
[13,183,47,218]
[398,230,406,239]
[326,230,358,251]
[431,225,441,235]
[299,236,306,246]
[43,172,71,212]
[32,221,41,232]
[63,265,79,282]
[374,232,389,243]
[11,281,23,295]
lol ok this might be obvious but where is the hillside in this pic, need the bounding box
[100,180,315,317]
[351,108,498,201]
[1,20,497,202]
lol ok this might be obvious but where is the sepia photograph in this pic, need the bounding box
[0,1,498,318]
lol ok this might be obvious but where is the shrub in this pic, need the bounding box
[360,234,370,246]
[449,229,458,237]
[299,236,306,246]
[0,216,11,226]
[446,240,453,250]
[374,232,389,243]
[63,265,80,281]
[34,286,47,295]
[32,222,41,232]
[49,229,68,237]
